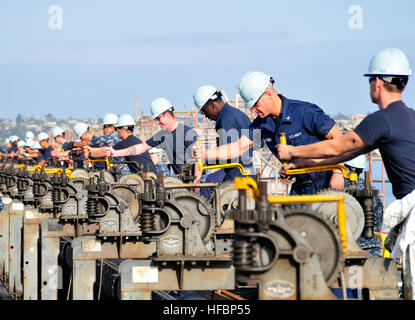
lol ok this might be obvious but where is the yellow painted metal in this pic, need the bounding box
[86,158,113,168]
[234,177,348,256]
[195,140,251,176]
[24,166,72,176]
[374,232,391,258]
[234,176,260,200]
[278,133,357,182]
[285,165,358,182]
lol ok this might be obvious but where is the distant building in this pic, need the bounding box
[351,114,367,128]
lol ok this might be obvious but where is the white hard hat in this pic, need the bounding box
[25,131,35,140]
[73,122,89,137]
[345,154,366,170]
[32,141,42,150]
[5,138,10,144]
[364,48,412,77]
[149,147,161,154]
[150,97,173,120]
[10,135,19,143]
[193,85,220,111]
[38,132,49,142]
[52,127,65,138]
[102,113,118,126]
[116,114,135,128]
[17,141,25,148]
[24,140,34,148]
[239,71,274,109]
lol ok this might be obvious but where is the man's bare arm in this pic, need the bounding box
[278,131,367,161]
[73,140,89,148]
[87,146,109,158]
[193,163,202,184]
[282,144,372,173]
[204,135,253,162]
[296,131,365,158]
[112,142,151,158]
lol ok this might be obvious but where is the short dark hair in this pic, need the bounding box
[382,76,408,92]
[117,126,134,132]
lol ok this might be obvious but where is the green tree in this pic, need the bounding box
[45,113,57,122]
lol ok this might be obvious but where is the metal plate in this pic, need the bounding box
[284,208,344,285]
[307,189,365,240]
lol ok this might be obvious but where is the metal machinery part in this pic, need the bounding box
[50,171,89,219]
[346,171,379,240]
[118,174,145,188]
[210,181,256,225]
[307,189,365,242]
[83,171,140,236]
[0,160,400,300]
[304,173,398,299]
[283,208,344,286]
[166,190,217,243]
[176,163,195,183]
[136,174,219,250]
[45,171,234,299]
[71,168,115,184]
[162,176,183,185]
[227,182,341,299]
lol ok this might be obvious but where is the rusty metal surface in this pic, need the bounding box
[72,236,119,260]
[340,257,399,299]
[73,260,96,300]
[0,166,403,301]
[23,206,54,299]
[23,223,40,300]
[118,259,235,300]
[40,236,61,300]
[0,202,10,279]
[119,241,156,259]
[8,201,24,296]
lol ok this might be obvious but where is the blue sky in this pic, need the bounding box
[0,0,414,121]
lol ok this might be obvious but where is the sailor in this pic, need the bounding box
[277,48,415,299]
[0,138,11,156]
[15,140,27,164]
[83,113,131,175]
[25,131,35,144]
[49,127,72,168]
[193,85,255,199]
[37,132,55,167]
[23,139,35,164]
[4,138,12,152]
[30,141,44,164]
[9,135,19,151]
[193,71,345,195]
[106,100,200,181]
[107,114,156,174]
[149,147,171,176]
[66,122,91,168]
